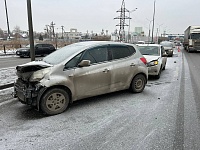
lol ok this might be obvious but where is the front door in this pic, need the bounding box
[73,46,111,99]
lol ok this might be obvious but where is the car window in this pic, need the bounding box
[160,42,173,47]
[42,44,49,47]
[138,46,160,56]
[36,44,42,48]
[109,45,132,60]
[81,47,108,64]
[65,52,83,69]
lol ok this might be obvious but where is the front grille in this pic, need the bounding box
[14,79,38,105]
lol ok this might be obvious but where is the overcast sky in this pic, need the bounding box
[0,0,200,35]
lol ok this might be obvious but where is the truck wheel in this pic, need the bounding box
[40,88,69,115]
[129,74,146,93]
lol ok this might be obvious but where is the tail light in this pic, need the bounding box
[140,57,147,65]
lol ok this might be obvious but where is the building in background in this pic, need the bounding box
[135,27,144,36]
[64,28,82,42]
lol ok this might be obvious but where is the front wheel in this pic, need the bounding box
[40,88,69,115]
[129,74,146,93]
[155,68,161,79]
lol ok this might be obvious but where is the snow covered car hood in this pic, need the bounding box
[16,61,53,81]
[143,55,160,63]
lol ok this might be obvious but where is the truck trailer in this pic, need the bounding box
[183,26,200,52]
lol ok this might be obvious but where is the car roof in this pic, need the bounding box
[136,44,161,47]
[69,41,137,50]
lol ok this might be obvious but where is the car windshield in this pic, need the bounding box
[138,46,160,56]
[160,42,173,47]
[43,43,85,65]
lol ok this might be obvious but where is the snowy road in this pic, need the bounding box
[0,48,200,149]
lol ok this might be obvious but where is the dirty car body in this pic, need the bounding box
[14,41,148,115]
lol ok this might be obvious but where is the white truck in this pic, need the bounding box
[183,26,200,52]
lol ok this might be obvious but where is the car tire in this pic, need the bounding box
[40,88,69,115]
[155,68,161,79]
[129,74,146,93]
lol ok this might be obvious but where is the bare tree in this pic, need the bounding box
[13,25,21,39]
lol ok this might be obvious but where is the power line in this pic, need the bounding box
[114,0,130,42]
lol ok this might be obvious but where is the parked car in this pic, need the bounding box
[137,44,167,79]
[14,41,148,115]
[160,41,174,57]
[16,43,56,57]
[137,41,145,44]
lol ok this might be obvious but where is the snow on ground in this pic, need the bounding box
[0,67,16,86]
[0,49,17,86]
[0,49,16,56]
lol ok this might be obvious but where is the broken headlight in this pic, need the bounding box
[147,60,158,66]
[29,67,51,82]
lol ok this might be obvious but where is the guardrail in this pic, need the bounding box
[0,83,14,90]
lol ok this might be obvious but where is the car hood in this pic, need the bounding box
[143,55,160,62]
[16,61,53,81]
[16,48,30,51]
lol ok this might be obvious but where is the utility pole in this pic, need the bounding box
[50,21,55,40]
[128,8,137,43]
[44,25,49,39]
[151,0,156,43]
[114,0,130,42]
[61,25,64,39]
[4,0,10,40]
[27,0,35,61]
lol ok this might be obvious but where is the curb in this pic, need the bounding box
[0,83,14,90]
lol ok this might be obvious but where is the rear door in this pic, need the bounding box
[108,44,137,91]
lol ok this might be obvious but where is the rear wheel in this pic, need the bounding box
[130,74,146,93]
[40,88,69,115]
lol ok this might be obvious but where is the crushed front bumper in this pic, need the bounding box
[148,65,159,76]
[14,79,44,107]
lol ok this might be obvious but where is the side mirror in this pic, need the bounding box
[78,60,91,67]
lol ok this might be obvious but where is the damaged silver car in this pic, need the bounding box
[14,41,148,115]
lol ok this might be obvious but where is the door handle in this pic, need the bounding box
[103,69,109,73]
[130,63,135,67]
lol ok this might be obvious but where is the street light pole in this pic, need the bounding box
[151,0,156,43]
[128,8,137,43]
[146,18,153,43]
[4,0,10,40]
[156,23,163,43]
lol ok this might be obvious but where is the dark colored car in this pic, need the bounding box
[160,41,174,57]
[16,43,56,57]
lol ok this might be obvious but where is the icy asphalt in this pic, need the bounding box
[2,47,200,150]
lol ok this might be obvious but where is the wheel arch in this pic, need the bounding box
[130,72,147,88]
[37,85,72,111]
